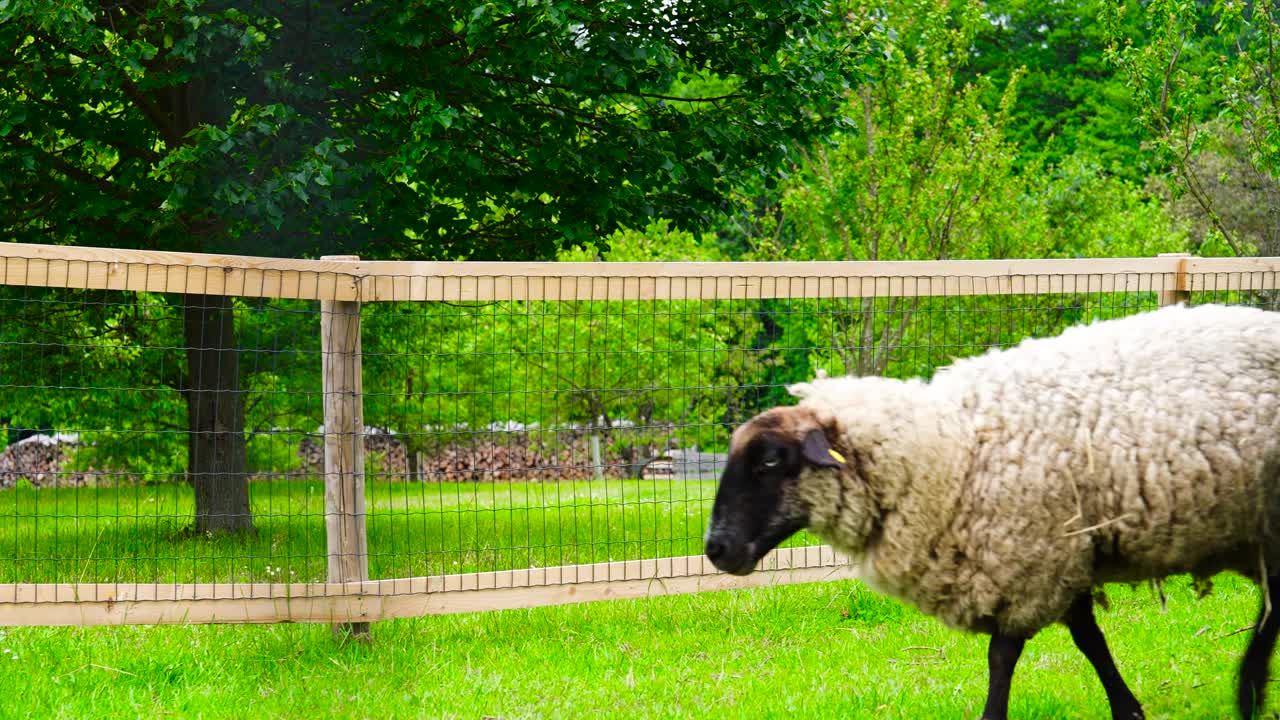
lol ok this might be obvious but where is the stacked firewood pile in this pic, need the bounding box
[414,439,619,482]
[2,430,684,488]
[365,432,408,472]
[297,430,637,482]
[297,432,409,476]
[0,434,107,488]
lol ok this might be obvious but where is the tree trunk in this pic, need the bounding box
[184,294,254,535]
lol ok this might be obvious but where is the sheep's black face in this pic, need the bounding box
[705,411,841,575]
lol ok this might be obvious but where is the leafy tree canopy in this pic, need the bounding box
[1,0,862,260]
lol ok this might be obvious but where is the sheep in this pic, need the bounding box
[703,303,1280,720]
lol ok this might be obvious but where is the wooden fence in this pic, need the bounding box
[0,242,1277,627]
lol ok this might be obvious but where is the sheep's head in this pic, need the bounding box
[704,405,844,575]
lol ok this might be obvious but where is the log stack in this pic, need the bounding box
[0,434,100,488]
[297,431,633,482]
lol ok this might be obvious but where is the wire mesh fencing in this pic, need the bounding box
[0,245,1276,625]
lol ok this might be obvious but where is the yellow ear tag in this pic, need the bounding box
[827,448,847,464]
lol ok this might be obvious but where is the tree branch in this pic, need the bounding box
[870,297,920,376]
[1177,143,1244,255]
[1158,31,1186,120]
[29,28,185,146]
[9,136,135,203]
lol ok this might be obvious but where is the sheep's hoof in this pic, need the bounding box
[1111,707,1144,720]
[1105,696,1146,712]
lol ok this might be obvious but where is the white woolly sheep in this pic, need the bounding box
[704,303,1280,720]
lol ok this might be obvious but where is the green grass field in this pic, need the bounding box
[0,483,1275,718]
[0,479,819,584]
[0,574,1270,719]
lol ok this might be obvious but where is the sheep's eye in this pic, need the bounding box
[761,452,782,469]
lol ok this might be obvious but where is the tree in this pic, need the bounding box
[724,0,1187,383]
[357,222,765,474]
[1148,121,1280,256]
[1103,0,1280,256]
[744,1,1036,377]
[0,1,861,532]
[964,0,1150,176]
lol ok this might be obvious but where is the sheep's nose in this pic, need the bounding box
[705,537,727,562]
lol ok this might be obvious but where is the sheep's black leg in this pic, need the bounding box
[1065,593,1144,720]
[980,633,1026,720]
[1239,571,1280,719]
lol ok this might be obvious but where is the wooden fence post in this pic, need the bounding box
[1158,252,1192,307]
[320,255,370,641]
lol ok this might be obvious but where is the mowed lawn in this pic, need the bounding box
[0,483,1273,718]
[0,479,822,584]
[0,574,1271,719]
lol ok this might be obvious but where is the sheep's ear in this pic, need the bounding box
[801,429,844,468]
[787,382,814,399]
[788,369,828,399]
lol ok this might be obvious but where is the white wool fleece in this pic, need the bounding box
[789,304,1280,636]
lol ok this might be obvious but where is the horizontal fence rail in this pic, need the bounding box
[0,548,858,626]
[8,241,1280,301]
[1,242,1278,626]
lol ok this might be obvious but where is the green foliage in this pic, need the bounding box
[561,220,732,263]
[1027,153,1189,258]
[767,0,1190,268]
[0,0,1261,494]
[776,6,1032,263]
[0,288,320,478]
[1102,0,1280,255]
[1213,0,1280,177]
[0,0,863,259]
[964,0,1152,176]
[0,288,186,476]
[711,3,1187,382]
[361,223,765,448]
[0,0,869,504]
[1148,121,1280,256]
